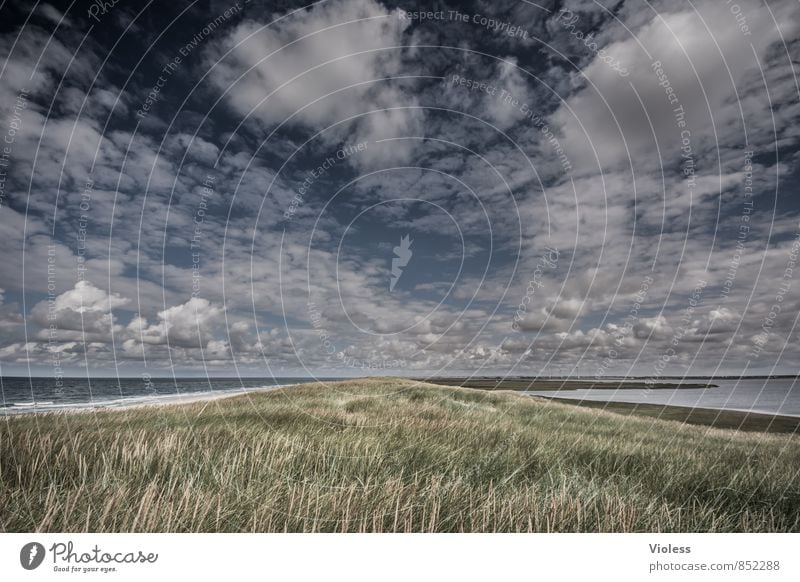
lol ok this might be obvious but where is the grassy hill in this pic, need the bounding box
[1,378,798,532]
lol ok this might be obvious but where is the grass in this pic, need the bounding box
[421,377,715,390]
[1,377,798,532]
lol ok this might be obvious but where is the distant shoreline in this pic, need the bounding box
[420,377,718,391]
[419,377,800,430]
[534,396,800,433]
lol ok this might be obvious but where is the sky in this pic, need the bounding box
[0,0,799,378]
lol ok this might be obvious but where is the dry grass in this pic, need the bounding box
[1,378,798,532]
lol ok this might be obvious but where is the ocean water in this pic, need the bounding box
[0,376,329,415]
[525,378,800,417]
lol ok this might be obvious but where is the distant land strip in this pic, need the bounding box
[420,377,717,391]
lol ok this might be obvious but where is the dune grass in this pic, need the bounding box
[1,377,798,532]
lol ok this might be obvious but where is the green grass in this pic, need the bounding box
[1,378,798,532]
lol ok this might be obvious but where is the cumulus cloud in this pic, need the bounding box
[31,281,128,340]
[131,297,225,349]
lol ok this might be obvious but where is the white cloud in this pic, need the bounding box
[31,280,128,340]
[132,297,225,349]
[552,0,800,173]
[206,0,423,168]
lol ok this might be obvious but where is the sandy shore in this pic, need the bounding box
[0,383,300,416]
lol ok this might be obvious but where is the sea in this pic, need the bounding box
[524,378,800,417]
[0,376,333,415]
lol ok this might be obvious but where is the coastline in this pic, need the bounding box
[0,382,298,416]
[420,377,718,390]
[533,396,800,433]
[3,378,798,432]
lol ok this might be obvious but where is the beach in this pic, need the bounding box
[0,383,295,415]
[0,377,327,416]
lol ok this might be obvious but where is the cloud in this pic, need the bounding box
[206,0,423,168]
[0,0,799,377]
[31,281,128,340]
[552,0,800,173]
[131,297,225,349]
[38,4,72,28]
